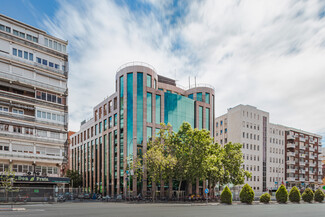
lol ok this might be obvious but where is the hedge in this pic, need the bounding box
[240,184,255,204]
[259,193,271,204]
[276,184,288,203]
[302,188,314,203]
[221,186,232,204]
[314,189,325,203]
[289,186,301,203]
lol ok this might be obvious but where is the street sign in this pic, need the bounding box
[205,188,209,194]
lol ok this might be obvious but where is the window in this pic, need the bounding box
[36,57,41,64]
[12,108,24,115]
[42,59,47,66]
[55,64,59,69]
[24,51,28,59]
[49,62,54,67]
[147,74,152,88]
[114,114,117,126]
[33,37,38,43]
[147,92,152,122]
[188,94,193,99]
[12,48,17,56]
[19,32,25,38]
[13,30,18,36]
[197,92,203,102]
[27,34,32,41]
[205,93,210,104]
[44,38,48,46]
[18,50,22,57]
[29,53,33,61]
[49,40,53,48]
[0,24,4,31]
[6,27,11,33]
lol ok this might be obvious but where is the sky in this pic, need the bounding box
[1,0,325,144]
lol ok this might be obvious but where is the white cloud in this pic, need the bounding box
[44,0,325,142]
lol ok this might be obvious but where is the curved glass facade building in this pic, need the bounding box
[70,63,215,196]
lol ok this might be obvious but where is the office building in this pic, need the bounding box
[215,104,322,192]
[0,14,69,186]
[70,62,215,196]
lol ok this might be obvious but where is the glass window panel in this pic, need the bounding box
[188,94,193,99]
[127,73,133,156]
[197,92,203,102]
[24,51,28,59]
[156,95,161,124]
[147,92,152,123]
[12,48,17,56]
[18,50,22,57]
[147,74,152,88]
[137,72,143,144]
[206,108,210,130]
[205,93,210,104]
[199,106,203,130]
[29,53,33,61]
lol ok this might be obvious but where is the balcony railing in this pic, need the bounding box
[287,134,295,140]
[287,152,295,157]
[287,177,296,181]
[287,143,295,148]
[299,137,306,142]
[287,168,296,173]
[299,161,306,166]
[299,153,305,158]
[299,145,306,150]
[287,160,295,165]
[309,155,315,159]
[309,147,315,152]
[299,178,305,182]
[309,162,316,167]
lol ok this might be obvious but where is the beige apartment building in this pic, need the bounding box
[215,104,322,192]
[0,14,69,186]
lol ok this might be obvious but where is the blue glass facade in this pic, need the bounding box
[127,73,133,156]
[205,93,210,104]
[199,106,203,129]
[137,73,143,145]
[206,107,210,130]
[156,94,161,124]
[147,92,152,123]
[197,92,202,102]
[164,92,195,131]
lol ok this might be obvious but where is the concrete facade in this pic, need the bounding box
[0,14,69,184]
[215,104,323,192]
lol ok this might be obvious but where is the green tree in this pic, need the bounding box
[260,193,271,203]
[206,143,224,196]
[0,169,19,203]
[314,189,325,202]
[276,184,288,203]
[145,123,177,201]
[221,143,251,186]
[220,186,232,204]
[239,183,255,204]
[289,186,301,203]
[66,170,82,188]
[301,188,314,203]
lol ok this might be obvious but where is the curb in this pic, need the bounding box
[0,207,26,211]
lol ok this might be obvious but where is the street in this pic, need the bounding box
[1,202,325,217]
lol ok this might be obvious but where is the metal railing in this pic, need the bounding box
[116,61,156,73]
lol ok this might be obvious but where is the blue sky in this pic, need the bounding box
[1,0,325,145]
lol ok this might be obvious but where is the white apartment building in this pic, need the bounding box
[0,14,69,186]
[215,104,323,192]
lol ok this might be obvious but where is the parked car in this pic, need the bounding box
[116,195,122,200]
[78,194,84,199]
[83,193,90,199]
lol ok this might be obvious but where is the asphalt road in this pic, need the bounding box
[1,202,325,217]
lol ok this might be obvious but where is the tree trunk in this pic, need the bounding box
[168,178,173,200]
[152,181,156,203]
[177,179,182,200]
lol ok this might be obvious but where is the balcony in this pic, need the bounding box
[299,137,306,142]
[299,153,305,158]
[287,134,295,140]
[318,179,323,183]
[309,147,315,152]
[309,139,315,144]
[287,152,295,157]
[299,161,306,166]
[287,160,295,165]
[299,169,306,174]
[299,178,305,182]
[287,177,296,182]
[287,168,296,173]
[299,145,306,150]
[287,143,295,149]
[309,154,315,159]
[309,162,316,167]
[309,178,315,182]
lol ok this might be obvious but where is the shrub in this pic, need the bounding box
[314,189,325,203]
[221,186,232,204]
[259,193,271,203]
[276,184,288,203]
[239,184,255,204]
[289,186,301,203]
[301,188,314,203]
